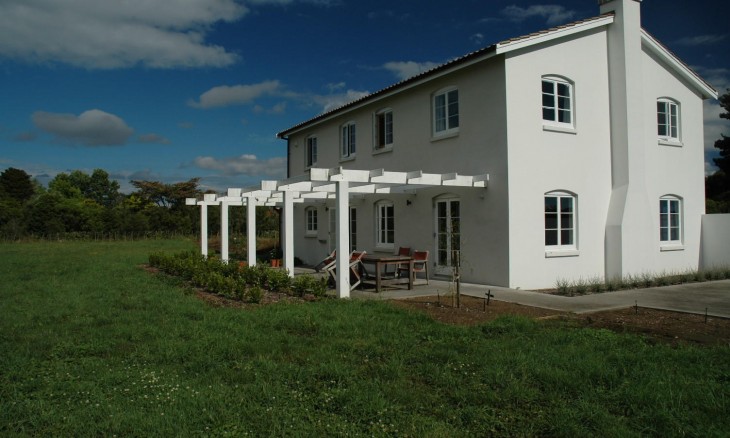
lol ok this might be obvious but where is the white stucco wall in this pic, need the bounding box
[504,29,613,290]
[636,45,706,274]
[287,58,511,286]
[700,214,730,269]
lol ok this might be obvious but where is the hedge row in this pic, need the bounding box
[149,251,328,303]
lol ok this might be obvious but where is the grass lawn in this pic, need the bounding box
[1,240,728,436]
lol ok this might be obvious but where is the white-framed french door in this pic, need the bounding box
[328,207,357,253]
[434,198,460,276]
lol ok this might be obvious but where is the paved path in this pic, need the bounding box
[351,278,730,318]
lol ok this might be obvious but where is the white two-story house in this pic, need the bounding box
[274,0,717,291]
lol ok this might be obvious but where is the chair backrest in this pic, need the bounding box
[397,247,411,257]
[413,250,429,262]
[350,251,366,262]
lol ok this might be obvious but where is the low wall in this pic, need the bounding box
[700,214,730,269]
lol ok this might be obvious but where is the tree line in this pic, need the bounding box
[706,90,730,213]
[0,168,279,239]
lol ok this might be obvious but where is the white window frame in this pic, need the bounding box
[659,196,682,247]
[542,76,574,129]
[375,200,394,249]
[432,87,459,137]
[657,98,680,144]
[544,191,577,252]
[341,121,356,160]
[305,135,317,168]
[305,207,318,236]
[374,109,393,151]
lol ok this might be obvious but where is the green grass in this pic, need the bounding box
[1,240,729,436]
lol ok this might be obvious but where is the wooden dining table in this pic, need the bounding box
[361,254,414,292]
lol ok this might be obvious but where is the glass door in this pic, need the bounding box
[434,199,460,275]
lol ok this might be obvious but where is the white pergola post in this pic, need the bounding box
[246,196,257,266]
[220,201,229,262]
[335,180,350,298]
[282,190,295,277]
[200,203,208,258]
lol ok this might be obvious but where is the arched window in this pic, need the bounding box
[544,191,576,248]
[305,135,317,168]
[374,108,393,150]
[305,207,318,236]
[542,76,574,126]
[657,98,680,142]
[341,121,356,159]
[375,200,394,249]
[659,195,682,244]
[432,87,459,137]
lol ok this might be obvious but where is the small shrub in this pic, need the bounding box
[572,277,588,295]
[247,285,264,303]
[587,276,604,293]
[640,272,654,288]
[266,268,292,293]
[604,276,621,292]
[292,275,328,297]
[555,278,570,295]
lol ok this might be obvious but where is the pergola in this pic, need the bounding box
[187,167,488,298]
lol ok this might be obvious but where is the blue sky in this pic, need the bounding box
[1,0,728,193]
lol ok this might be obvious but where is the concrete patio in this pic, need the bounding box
[292,267,730,318]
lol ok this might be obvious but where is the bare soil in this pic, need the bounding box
[390,295,730,347]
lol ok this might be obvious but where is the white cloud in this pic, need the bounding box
[189,80,282,109]
[675,34,727,47]
[138,133,171,144]
[501,4,575,26]
[32,109,134,146]
[0,0,245,69]
[470,33,486,46]
[313,89,370,113]
[192,154,286,178]
[383,61,441,81]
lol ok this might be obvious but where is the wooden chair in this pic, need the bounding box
[398,250,429,285]
[388,246,411,277]
[314,249,336,272]
[325,250,367,291]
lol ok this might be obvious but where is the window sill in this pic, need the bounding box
[372,146,393,155]
[658,139,683,147]
[542,124,577,135]
[431,131,459,142]
[660,244,684,252]
[305,233,317,238]
[339,156,356,163]
[545,249,579,258]
[375,244,395,252]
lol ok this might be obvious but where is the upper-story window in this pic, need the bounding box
[545,191,576,249]
[657,98,680,142]
[305,207,318,236]
[375,109,393,150]
[375,200,394,249]
[341,121,356,159]
[433,88,459,136]
[542,76,573,126]
[659,196,682,245]
[306,135,317,168]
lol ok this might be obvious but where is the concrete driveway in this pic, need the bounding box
[352,278,730,318]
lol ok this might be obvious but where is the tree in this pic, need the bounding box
[713,90,730,175]
[131,178,201,210]
[706,90,730,213]
[0,167,35,203]
[49,169,121,206]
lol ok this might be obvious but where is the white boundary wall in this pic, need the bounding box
[700,214,730,269]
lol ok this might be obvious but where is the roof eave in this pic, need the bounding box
[640,30,718,100]
[276,46,499,139]
[495,15,614,55]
